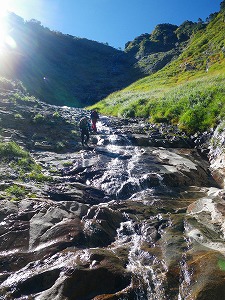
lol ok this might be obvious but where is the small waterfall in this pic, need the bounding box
[112,146,159,200]
[178,236,193,300]
[77,117,218,298]
[114,215,168,300]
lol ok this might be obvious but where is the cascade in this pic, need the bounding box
[0,109,224,300]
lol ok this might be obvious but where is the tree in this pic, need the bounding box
[220,0,225,10]
[28,19,42,26]
[206,13,218,23]
[175,21,196,41]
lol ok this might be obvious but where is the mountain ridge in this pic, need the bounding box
[0,6,220,110]
[0,13,143,107]
[89,2,225,134]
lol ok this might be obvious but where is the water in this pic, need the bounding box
[113,217,168,300]
[80,122,214,299]
[1,113,222,299]
[77,120,223,299]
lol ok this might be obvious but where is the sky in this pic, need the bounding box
[0,0,222,49]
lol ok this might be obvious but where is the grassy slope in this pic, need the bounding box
[89,11,225,133]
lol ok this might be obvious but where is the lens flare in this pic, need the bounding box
[0,1,17,51]
[0,1,8,18]
[0,21,17,52]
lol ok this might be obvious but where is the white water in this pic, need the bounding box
[112,217,168,300]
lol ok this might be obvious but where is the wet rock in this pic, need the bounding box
[129,133,193,148]
[84,206,124,247]
[208,121,225,188]
[59,201,89,218]
[61,267,130,300]
[152,148,217,187]
[116,181,140,200]
[12,269,61,298]
[1,248,131,300]
[47,183,107,205]
[0,98,225,299]
[0,199,87,274]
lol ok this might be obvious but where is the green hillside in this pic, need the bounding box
[89,5,225,134]
[0,13,142,107]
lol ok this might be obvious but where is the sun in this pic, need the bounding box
[0,1,17,51]
[0,1,9,38]
[0,0,8,17]
[0,23,9,51]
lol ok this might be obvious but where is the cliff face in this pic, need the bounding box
[124,21,206,74]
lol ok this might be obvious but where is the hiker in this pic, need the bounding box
[90,110,99,132]
[79,116,90,146]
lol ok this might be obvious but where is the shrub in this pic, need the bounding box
[0,141,29,161]
[53,111,60,118]
[0,141,49,182]
[33,113,45,123]
[14,113,23,119]
[5,184,27,201]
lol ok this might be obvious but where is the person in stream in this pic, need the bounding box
[90,109,99,133]
[79,116,90,147]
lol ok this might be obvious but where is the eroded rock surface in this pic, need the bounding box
[0,96,225,299]
[208,121,225,188]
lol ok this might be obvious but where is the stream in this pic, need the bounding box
[0,112,225,300]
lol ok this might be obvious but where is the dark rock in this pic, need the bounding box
[0,97,224,300]
[12,269,61,297]
[84,206,124,246]
[61,267,130,300]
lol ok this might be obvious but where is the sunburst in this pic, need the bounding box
[0,1,17,51]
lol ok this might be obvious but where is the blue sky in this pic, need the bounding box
[1,0,222,49]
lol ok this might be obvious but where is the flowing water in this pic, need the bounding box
[74,118,222,300]
[0,113,224,299]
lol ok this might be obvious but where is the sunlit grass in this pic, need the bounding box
[88,11,225,134]
[0,141,50,182]
[89,69,225,134]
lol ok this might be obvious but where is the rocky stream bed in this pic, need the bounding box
[0,94,225,299]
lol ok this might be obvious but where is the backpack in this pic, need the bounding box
[79,117,89,129]
[91,110,99,119]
